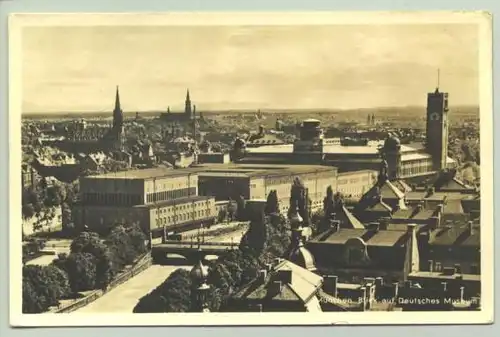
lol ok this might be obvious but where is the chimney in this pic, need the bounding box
[278,270,293,284]
[441,281,448,292]
[436,203,444,215]
[392,282,399,299]
[428,259,434,272]
[416,203,423,212]
[363,277,376,285]
[366,222,379,232]
[406,223,417,234]
[251,304,263,312]
[359,287,367,311]
[273,257,283,267]
[323,275,338,297]
[331,220,341,232]
[429,216,440,230]
[265,263,273,272]
[374,277,383,288]
[379,218,389,230]
[443,267,455,276]
[258,269,267,283]
[270,280,283,294]
[427,186,435,196]
[467,221,474,236]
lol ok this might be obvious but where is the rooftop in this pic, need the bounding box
[85,167,202,180]
[310,228,408,247]
[408,271,481,282]
[233,259,322,303]
[196,163,336,179]
[135,195,212,208]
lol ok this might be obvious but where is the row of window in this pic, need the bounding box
[401,160,434,177]
[83,193,142,206]
[154,201,211,215]
[430,262,480,274]
[156,209,211,226]
[146,187,196,204]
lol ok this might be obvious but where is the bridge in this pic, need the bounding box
[151,240,239,264]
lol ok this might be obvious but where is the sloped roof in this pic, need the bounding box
[337,205,365,229]
[429,224,480,247]
[234,260,322,304]
[379,180,406,199]
[310,228,407,247]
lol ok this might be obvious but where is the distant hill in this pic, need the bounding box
[22,105,479,120]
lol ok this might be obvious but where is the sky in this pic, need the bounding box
[22,24,479,113]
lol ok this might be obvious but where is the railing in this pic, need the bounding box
[52,253,153,313]
[158,240,238,247]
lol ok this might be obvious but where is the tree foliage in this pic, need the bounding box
[52,252,97,293]
[22,264,70,313]
[133,269,193,313]
[70,231,113,289]
[264,190,279,216]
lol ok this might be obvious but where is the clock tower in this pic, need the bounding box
[426,86,449,171]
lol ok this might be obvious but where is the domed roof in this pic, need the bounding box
[289,242,316,271]
[384,134,401,151]
[190,259,209,283]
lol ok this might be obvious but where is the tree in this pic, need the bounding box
[239,211,268,257]
[227,199,236,222]
[105,225,137,271]
[61,203,74,233]
[22,203,35,219]
[264,190,279,215]
[125,223,148,256]
[22,265,70,313]
[53,252,97,293]
[235,195,246,221]
[70,232,113,289]
[133,269,193,313]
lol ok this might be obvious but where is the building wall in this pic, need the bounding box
[400,158,434,177]
[198,175,251,200]
[80,173,198,207]
[73,196,216,234]
[72,205,150,233]
[249,168,337,214]
[148,197,216,233]
[198,153,230,164]
[336,170,377,201]
[144,174,198,204]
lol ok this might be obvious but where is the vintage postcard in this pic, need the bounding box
[9,11,493,326]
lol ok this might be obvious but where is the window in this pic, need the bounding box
[435,262,442,272]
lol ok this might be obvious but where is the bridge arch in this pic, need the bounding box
[151,241,239,265]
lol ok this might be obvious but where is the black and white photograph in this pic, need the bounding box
[9,12,493,326]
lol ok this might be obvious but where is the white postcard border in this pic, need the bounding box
[9,11,494,326]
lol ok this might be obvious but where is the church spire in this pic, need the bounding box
[113,85,123,130]
[114,86,121,112]
[185,88,192,118]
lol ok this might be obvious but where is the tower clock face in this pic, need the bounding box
[430,112,441,121]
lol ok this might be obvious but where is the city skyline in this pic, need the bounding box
[22,24,479,114]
